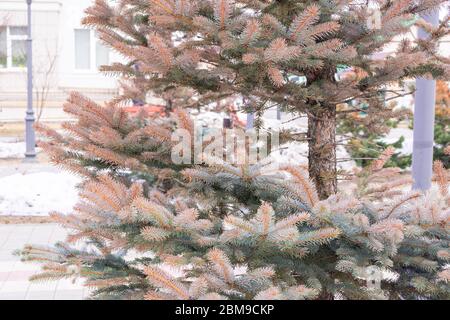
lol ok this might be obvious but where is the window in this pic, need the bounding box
[74,29,109,71]
[96,41,109,69]
[75,29,90,69]
[0,26,28,69]
[0,27,6,68]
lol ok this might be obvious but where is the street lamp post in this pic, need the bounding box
[25,0,36,159]
[246,113,255,130]
[412,10,439,191]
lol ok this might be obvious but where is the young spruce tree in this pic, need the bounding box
[79,0,449,198]
[20,0,450,300]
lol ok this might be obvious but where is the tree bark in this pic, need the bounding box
[308,105,337,200]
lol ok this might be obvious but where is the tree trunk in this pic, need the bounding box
[308,105,337,200]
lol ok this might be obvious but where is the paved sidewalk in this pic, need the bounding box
[0,224,90,300]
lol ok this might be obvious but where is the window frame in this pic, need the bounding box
[74,28,109,73]
[0,26,28,71]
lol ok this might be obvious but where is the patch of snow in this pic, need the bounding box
[0,141,27,159]
[190,110,228,128]
[0,172,81,216]
[265,112,356,171]
[269,140,355,172]
[192,109,356,171]
[0,141,40,159]
[381,128,414,155]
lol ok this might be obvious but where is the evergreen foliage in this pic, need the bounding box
[337,109,412,169]
[433,81,450,168]
[339,80,450,170]
[19,0,450,300]
[21,102,450,300]
[79,0,449,198]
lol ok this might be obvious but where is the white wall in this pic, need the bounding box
[57,0,120,91]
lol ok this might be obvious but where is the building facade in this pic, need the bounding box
[0,0,121,111]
